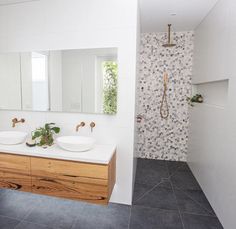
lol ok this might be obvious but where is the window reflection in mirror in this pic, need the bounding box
[31,52,49,111]
[96,57,118,114]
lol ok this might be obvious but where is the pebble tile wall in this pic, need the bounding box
[136,31,194,161]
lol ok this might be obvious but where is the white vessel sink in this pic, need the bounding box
[57,136,95,152]
[0,131,28,145]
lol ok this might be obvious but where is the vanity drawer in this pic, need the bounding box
[30,157,108,181]
[32,176,108,204]
[0,171,31,192]
[0,153,30,175]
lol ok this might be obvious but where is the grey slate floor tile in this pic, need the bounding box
[166,161,187,176]
[24,196,86,229]
[134,181,178,210]
[174,189,213,216]
[71,203,130,229]
[178,189,216,216]
[171,170,202,190]
[0,215,20,229]
[133,179,171,203]
[130,205,183,229]
[135,159,169,185]
[0,190,42,220]
[182,213,223,229]
[15,221,53,229]
[133,182,155,203]
[166,161,191,176]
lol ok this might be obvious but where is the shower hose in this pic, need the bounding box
[160,73,169,119]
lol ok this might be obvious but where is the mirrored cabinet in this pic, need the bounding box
[0,48,118,115]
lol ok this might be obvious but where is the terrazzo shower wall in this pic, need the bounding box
[136,31,194,161]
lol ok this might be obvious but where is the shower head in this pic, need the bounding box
[163,24,176,48]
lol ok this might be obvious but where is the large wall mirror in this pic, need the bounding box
[0,48,118,114]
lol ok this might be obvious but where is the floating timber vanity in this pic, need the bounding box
[0,144,116,205]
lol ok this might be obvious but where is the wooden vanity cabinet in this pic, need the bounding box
[0,152,116,205]
[0,153,31,192]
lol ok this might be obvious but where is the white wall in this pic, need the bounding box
[133,3,141,194]
[0,0,139,205]
[188,0,236,228]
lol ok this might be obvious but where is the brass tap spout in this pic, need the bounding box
[12,118,25,128]
[76,122,85,132]
[90,122,96,132]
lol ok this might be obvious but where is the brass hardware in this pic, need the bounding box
[75,122,85,132]
[136,115,143,123]
[90,122,96,132]
[12,118,25,128]
[160,72,169,119]
[163,24,176,48]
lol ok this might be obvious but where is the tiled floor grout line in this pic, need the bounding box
[181,211,218,218]
[0,213,21,221]
[127,205,132,229]
[130,204,186,213]
[166,162,214,214]
[170,182,186,229]
[13,220,22,229]
[167,162,186,229]
[168,162,216,217]
[166,164,185,179]
[134,162,184,205]
[14,220,52,229]
[134,180,164,203]
[12,199,57,229]
[13,205,39,229]
[178,188,216,216]
[131,203,219,228]
[131,203,218,218]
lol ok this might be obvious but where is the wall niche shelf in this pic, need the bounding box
[192,79,229,109]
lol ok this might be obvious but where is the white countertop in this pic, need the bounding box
[0,143,116,164]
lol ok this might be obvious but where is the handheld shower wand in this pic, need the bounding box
[160,72,169,119]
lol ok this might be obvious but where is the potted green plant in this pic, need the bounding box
[31,123,60,147]
[187,94,203,107]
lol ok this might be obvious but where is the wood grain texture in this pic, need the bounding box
[32,176,108,204]
[108,152,116,199]
[0,151,116,205]
[0,171,31,191]
[31,157,108,181]
[0,153,30,175]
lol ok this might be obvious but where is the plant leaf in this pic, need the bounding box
[51,127,60,134]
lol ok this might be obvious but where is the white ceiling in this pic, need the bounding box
[139,0,219,33]
[0,0,38,6]
[0,0,218,32]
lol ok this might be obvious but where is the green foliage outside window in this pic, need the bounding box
[102,61,118,114]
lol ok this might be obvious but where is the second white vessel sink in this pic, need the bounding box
[0,131,28,145]
[57,136,95,152]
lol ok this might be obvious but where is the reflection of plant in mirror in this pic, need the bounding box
[31,123,60,147]
[103,61,118,114]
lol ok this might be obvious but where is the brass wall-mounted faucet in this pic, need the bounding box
[12,118,25,128]
[76,122,85,132]
[90,122,96,132]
